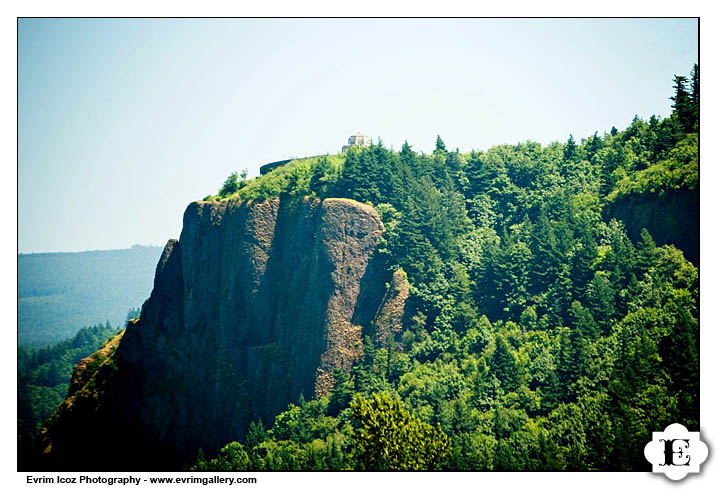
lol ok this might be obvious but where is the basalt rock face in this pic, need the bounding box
[605,188,698,265]
[38,197,404,470]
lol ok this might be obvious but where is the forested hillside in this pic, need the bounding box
[18,245,162,346]
[18,322,120,469]
[193,66,699,471]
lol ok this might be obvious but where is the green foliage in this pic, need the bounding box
[18,323,120,468]
[492,336,521,392]
[670,74,697,134]
[192,442,250,470]
[606,133,697,202]
[245,419,268,449]
[327,369,355,417]
[213,154,345,202]
[351,392,450,470]
[219,171,239,197]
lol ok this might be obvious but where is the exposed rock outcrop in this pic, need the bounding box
[37,197,401,470]
[605,188,698,265]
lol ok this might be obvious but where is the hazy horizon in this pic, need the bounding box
[18,18,698,253]
[17,243,164,255]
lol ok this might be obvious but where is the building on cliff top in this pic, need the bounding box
[342,132,371,152]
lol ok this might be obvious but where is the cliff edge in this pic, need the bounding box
[37,197,408,470]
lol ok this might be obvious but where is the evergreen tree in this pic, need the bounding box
[328,368,354,416]
[563,134,577,162]
[570,300,599,341]
[308,156,337,197]
[636,228,659,279]
[690,63,699,132]
[529,212,563,294]
[671,75,692,133]
[571,226,598,298]
[492,336,520,392]
[448,263,479,334]
[555,325,584,401]
[245,419,268,448]
[584,131,603,161]
[434,135,447,153]
[546,264,574,325]
[586,272,617,334]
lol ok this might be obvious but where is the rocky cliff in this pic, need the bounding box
[605,188,698,265]
[37,197,408,470]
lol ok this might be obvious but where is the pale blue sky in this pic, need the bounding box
[18,18,698,253]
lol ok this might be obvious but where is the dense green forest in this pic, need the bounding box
[191,66,699,471]
[18,245,162,346]
[18,322,121,468]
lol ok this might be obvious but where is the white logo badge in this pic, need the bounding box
[644,423,708,481]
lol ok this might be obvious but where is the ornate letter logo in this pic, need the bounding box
[644,423,709,480]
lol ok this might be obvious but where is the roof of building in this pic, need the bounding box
[352,132,369,137]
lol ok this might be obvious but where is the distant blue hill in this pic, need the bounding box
[18,244,163,346]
